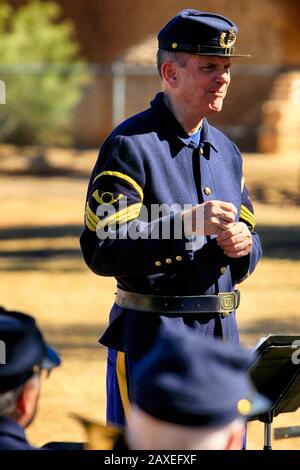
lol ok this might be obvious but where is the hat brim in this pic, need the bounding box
[192,52,251,57]
[40,345,61,371]
[246,391,271,420]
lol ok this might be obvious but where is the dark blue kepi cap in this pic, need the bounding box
[132,326,270,427]
[0,307,61,393]
[158,9,250,57]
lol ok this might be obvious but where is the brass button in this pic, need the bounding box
[220,266,227,275]
[172,42,178,49]
[165,258,172,264]
[199,147,204,156]
[176,256,182,262]
[155,261,162,267]
[204,186,211,196]
[237,399,251,416]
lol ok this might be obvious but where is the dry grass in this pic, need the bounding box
[0,148,299,450]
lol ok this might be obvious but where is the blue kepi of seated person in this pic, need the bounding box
[131,326,269,428]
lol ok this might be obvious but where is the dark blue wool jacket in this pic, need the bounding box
[0,417,40,450]
[80,93,262,356]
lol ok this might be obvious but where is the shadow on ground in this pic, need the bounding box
[0,224,82,240]
[44,317,300,361]
[258,225,300,260]
[240,316,300,346]
[0,224,299,269]
[44,323,107,359]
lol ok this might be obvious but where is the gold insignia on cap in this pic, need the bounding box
[237,399,251,416]
[172,42,178,49]
[219,28,236,48]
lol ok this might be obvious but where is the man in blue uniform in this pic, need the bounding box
[0,307,60,450]
[80,9,262,426]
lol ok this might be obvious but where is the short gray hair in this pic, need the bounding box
[156,49,189,78]
[0,374,40,418]
[0,385,23,417]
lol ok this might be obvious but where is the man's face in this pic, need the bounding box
[173,54,231,118]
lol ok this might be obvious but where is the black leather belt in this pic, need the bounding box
[115,288,240,317]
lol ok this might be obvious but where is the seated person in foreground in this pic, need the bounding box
[125,326,269,450]
[0,307,60,450]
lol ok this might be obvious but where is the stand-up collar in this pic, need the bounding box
[150,92,219,152]
[201,118,219,152]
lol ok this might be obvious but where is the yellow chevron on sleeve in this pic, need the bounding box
[85,203,99,232]
[96,203,137,229]
[240,205,255,224]
[93,171,144,201]
[240,204,256,229]
[114,206,142,226]
[97,203,142,230]
[85,212,97,232]
[86,203,100,224]
[240,212,255,229]
[85,200,142,232]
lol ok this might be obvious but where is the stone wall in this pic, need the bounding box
[10,0,294,65]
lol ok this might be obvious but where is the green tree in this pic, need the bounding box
[0,0,87,145]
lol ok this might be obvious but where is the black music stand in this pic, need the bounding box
[248,334,300,450]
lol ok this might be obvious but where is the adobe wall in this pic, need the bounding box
[54,0,284,65]
[8,0,299,149]
[66,0,285,148]
[281,0,300,67]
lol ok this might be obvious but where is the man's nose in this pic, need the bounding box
[214,71,230,84]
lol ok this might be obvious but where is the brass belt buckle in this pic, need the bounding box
[219,290,240,317]
[235,289,241,309]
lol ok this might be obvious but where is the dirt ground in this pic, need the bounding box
[0,149,299,450]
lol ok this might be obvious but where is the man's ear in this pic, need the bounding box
[16,376,41,428]
[16,386,26,420]
[161,62,178,87]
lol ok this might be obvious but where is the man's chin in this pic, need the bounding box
[207,100,224,113]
